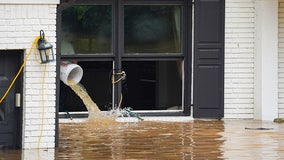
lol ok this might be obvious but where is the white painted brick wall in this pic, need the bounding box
[279,0,284,118]
[22,149,55,160]
[0,0,59,149]
[225,0,255,118]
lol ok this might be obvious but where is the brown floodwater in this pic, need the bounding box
[0,119,284,160]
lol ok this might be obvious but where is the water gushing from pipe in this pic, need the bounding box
[67,81,101,114]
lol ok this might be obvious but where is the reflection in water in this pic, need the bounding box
[1,120,284,160]
[57,120,225,160]
[221,120,284,160]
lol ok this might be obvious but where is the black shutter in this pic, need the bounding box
[193,0,225,118]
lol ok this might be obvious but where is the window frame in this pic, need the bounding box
[56,0,192,116]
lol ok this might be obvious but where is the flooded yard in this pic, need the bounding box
[0,119,284,160]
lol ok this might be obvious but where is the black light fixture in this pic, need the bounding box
[37,30,55,63]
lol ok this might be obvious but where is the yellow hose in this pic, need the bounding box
[0,36,41,104]
[38,63,47,148]
[112,71,125,109]
[0,36,49,149]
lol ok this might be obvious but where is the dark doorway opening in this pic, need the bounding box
[0,50,23,149]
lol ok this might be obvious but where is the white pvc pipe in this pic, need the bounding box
[60,63,83,85]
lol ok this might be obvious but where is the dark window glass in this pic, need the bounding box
[121,61,183,110]
[124,5,181,53]
[61,5,112,54]
[60,61,113,112]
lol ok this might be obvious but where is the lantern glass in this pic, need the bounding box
[38,46,54,63]
[38,30,55,63]
[39,50,47,63]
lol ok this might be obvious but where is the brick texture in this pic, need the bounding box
[225,0,255,118]
[0,2,58,149]
[279,0,284,118]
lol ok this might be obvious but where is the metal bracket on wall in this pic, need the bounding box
[15,93,21,108]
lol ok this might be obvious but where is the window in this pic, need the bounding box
[59,0,191,116]
[124,5,181,53]
[122,61,183,110]
[61,5,112,54]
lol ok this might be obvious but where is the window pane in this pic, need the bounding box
[124,5,181,53]
[61,5,112,54]
[60,61,113,112]
[122,61,183,110]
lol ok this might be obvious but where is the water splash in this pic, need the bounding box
[66,80,142,121]
[68,82,101,114]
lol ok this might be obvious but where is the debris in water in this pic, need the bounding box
[125,108,144,121]
[274,118,284,123]
[245,127,273,130]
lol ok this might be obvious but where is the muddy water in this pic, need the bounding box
[68,82,101,114]
[0,120,284,160]
[55,120,284,160]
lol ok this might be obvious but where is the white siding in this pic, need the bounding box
[279,0,284,118]
[0,1,59,149]
[224,0,255,118]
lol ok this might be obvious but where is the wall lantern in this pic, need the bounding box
[37,30,55,63]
